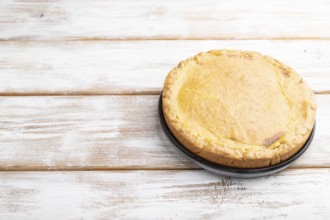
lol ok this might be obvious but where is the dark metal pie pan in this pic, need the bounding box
[159,93,315,178]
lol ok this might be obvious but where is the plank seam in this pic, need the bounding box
[0,91,328,96]
[2,37,330,41]
[0,166,328,172]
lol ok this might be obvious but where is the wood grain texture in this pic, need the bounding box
[0,95,328,170]
[0,0,329,218]
[0,169,329,219]
[0,0,330,40]
[1,40,330,95]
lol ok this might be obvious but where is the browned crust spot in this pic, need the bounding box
[263,132,284,146]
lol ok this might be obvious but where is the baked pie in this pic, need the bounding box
[162,50,316,168]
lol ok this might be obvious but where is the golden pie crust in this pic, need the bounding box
[162,50,316,168]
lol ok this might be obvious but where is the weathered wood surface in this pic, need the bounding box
[1,0,329,219]
[0,40,330,95]
[0,170,329,219]
[0,94,328,170]
[1,0,330,40]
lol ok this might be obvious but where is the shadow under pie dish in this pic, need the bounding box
[160,50,317,177]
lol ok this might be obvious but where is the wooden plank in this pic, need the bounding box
[0,169,329,219]
[0,95,328,170]
[0,0,330,40]
[1,40,330,95]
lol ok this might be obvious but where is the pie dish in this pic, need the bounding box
[162,50,317,168]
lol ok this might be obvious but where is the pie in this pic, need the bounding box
[162,50,316,168]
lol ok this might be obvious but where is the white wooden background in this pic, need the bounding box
[0,0,330,219]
